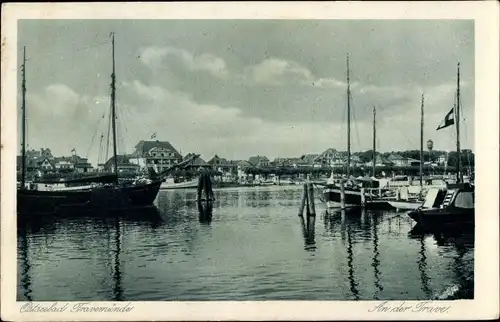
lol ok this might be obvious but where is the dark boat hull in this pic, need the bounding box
[17,181,162,215]
[407,207,474,228]
[17,189,91,214]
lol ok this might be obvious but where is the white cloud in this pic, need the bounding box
[243,58,313,86]
[122,80,348,160]
[138,46,228,79]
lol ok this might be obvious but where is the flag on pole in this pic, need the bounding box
[150,132,157,139]
[71,148,76,153]
[436,107,455,130]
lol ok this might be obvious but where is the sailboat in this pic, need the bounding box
[17,34,193,214]
[322,56,391,209]
[407,63,475,228]
[386,94,447,210]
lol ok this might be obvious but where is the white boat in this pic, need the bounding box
[387,199,423,211]
[160,177,198,190]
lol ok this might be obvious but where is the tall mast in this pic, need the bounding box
[111,32,118,183]
[346,54,351,177]
[21,47,27,189]
[455,62,461,183]
[420,93,424,188]
[372,105,376,177]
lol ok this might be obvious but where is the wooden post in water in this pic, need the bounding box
[361,188,366,207]
[340,180,346,210]
[307,183,316,217]
[298,183,308,216]
[197,172,214,201]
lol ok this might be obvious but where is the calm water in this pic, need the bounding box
[17,185,474,301]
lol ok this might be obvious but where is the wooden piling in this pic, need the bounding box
[361,188,366,207]
[307,183,316,216]
[340,180,346,210]
[298,183,308,216]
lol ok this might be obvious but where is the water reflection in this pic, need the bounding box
[345,213,360,300]
[112,215,124,301]
[17,187,474,301]
[299,215,316,251]
[417,235,433,299]
[18,222,33,301]
[371,212,383,299]
[198,200,213,224]
[408,225,475,300]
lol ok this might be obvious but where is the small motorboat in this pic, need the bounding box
[160,177,199,190]
[407,183,474,228]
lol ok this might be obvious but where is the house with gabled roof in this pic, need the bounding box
[129,140,183,173]
[183,153,208,166]
[315,148,345,168]
[182,153,210,171]
[38,157,56,171]
[367,155,394,167]
[248,155,270,167]
[387,153,407,167]
[302,154,320,167]
[208,154,229,166]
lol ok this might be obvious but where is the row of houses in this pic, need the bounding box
[18,141,449,177]
[17,148,93,174]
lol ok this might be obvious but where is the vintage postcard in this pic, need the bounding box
[1,1,499,321]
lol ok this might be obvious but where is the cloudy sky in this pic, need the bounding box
[17,19,474,165]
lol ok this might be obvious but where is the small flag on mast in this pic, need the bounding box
[436,107,455,130]
[150,132,157,139]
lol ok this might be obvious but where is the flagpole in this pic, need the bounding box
[456,62,461,183]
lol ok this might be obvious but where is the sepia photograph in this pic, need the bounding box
[1,2,498,321]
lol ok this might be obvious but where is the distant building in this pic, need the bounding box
[437,154,448,165]
[183,153,209,171]
[129,140,183,173]
[387,154,407,167]
[367,155,393,167]
[104,155,140,174]
[207,155,237,176]
[39,157,56,171]
[315,148,345,168]
[350,155,363,167]
[407,158,422,167]
[16,156,40,172]
[54,158,74,171]
[208,154,229,167]
[40,148,54,160]
[248,155,270,167]
[236,160,252,182]
[303,154,321,167]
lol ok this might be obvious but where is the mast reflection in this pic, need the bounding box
[18,223,33,301]
[371,212,383,299]
[417,235,432,299]
[112,215,124,301]
[346,216,360,300]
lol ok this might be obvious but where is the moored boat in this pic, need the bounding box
[407,183,474,228]
[408,63,474,229]
[160,177,199,190]
[16,36,183,215]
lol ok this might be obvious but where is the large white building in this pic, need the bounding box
[129,140,183,173]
